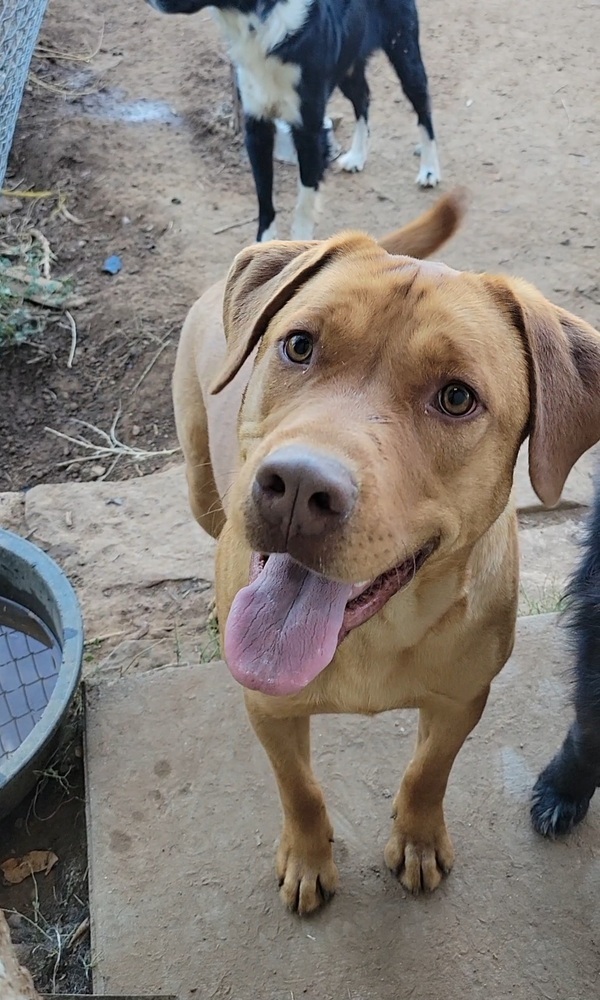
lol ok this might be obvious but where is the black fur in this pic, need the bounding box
[531,473,600,837]
[149,0,436,241]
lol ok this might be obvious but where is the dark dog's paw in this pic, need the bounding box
[530,770,593,838]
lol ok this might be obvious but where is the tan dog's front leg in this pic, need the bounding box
[384,689,489,893]
[246,700,339,915]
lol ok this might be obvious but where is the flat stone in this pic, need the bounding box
[518,512,584,614]
[514,442,598,512]
[86,615,600,1000]
[0,492,26,534]
[23,465,215,664]
[89,631,220,682]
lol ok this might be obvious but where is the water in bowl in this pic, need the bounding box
[0,597,62,761]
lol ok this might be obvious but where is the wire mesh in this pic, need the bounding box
[0,600,61,759]
[0,0,50,188]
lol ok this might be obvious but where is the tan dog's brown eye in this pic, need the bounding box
[283,332,313,364]
[437,382,476,417]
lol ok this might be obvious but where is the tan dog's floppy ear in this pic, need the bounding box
[487,276,600,507]
[210,238,344,394]
[210,190,468,396]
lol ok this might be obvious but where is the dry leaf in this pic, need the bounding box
[1,850,58,885]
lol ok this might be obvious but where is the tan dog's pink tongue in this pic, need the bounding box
[224,553,353,696]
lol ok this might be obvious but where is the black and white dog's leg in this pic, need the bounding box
[245,115,277,242]
[384,5,440,187]
[337,62,370,173]
[275,118,340,165]
[290,125,328,240]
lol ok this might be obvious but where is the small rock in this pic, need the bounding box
[0,195,23,215]
[132,424,141,437]
[91,464,106,479]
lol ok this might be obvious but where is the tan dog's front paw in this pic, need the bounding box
[276,830,339,915]
[384,820,454,894]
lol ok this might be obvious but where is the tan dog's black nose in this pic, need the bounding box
[252,447,357,547]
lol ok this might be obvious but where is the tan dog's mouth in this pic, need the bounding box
[223,541,438,697]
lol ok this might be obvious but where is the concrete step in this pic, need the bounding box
[84,614,600,1000]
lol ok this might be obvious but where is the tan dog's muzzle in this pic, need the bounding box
[249,445,358,555]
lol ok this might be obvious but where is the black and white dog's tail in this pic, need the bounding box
[531,473,600,837]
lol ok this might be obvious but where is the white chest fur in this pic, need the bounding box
[212,1,313,123]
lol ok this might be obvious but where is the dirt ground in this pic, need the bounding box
[1,0,599,491]
[0,704,90,994]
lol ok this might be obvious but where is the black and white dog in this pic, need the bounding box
[531,475,600,837]
[148,0,441,242]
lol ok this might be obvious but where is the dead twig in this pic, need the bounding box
[29,229,53,279]
[214,215,257,235]
[132,335,171,391]
[45,406,180,478]
[63,310,77,368]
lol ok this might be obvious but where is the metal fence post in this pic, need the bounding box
[0,0,50,188]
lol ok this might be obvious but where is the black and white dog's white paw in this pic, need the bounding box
[337,117,369,173]
[290,183,319,241]
[415,126,441,188]
[258,221,279,242]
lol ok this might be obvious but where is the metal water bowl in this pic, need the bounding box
[0,528,84,819]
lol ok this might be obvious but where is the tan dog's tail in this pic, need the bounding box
[379,188,467,259]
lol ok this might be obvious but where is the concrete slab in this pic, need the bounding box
[513,442,598,512]
[0,492,25,534]
[23,465,216,666]
[85,615,600,1000]
[518,512,584,614]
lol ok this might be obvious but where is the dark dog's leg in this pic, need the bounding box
[245,115,277,242]
[531,532,600,837]
[383,2,440,187]
[531,497,600,836]
[337,61,371,173]
[531,718,600,837]
[290,123,328,240]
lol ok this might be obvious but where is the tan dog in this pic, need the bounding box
[173,192,600,915]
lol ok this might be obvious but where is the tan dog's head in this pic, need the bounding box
[214,193,600,696]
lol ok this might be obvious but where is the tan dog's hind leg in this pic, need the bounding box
[384,689,489,893]
[247,702,338,915]
[173,313,226,540]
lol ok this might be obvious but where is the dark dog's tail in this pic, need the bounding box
[379,188,467,259]
[531,473,600,837]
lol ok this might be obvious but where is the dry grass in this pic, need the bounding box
[0,210,81,352]
[0,699,91,994]
[45,406,180,480]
